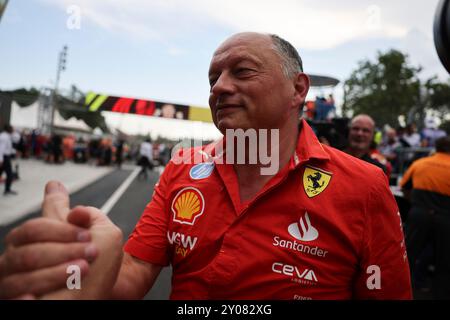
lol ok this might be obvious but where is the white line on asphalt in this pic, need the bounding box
[101,167,140,215]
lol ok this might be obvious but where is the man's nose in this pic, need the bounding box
[210,72,235,96]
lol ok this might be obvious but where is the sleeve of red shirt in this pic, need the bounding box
[353,170,413,299]
[123,162,173,266]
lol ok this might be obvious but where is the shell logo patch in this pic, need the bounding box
[171,187,205,225]
[303,166,332,198]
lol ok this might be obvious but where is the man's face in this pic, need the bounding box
[387,130,397,142]
[348,118,374,153]
[208,33,305,133]
[161,104,175,118]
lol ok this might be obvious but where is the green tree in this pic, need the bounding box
[343,50,422,127]
[424,77,450,119]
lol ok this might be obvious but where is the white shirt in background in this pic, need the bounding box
[139,141,153,160]
[0,131,14,162]
[402,133,421,147]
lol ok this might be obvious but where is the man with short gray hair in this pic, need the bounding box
[0,32,411,300]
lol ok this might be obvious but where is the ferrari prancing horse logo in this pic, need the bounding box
[303,166,332,198]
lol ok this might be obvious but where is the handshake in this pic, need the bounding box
[0,181,124,299]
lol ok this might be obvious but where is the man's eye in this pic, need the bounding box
[235,68,255,76]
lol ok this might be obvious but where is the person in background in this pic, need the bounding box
[62,134,75,161]
[157,143,170,166]
[400,136,450,299]
[115,138,124,169]
[401,123,421,147]
[51,134,63,164]
[398,123,422,169]
[314,96,335,121]
[11,128,21,157]
[421,118,446,148]
[74,137,87,163]
[344,114,387,174]
[138,138,153,179]
[327,94,335,106]
[304,100,315,120]
[379,128,401,172]
[325,94,336,120]
[0,124,17,195]
[100,138,112,166]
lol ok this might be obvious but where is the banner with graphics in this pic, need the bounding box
[85,92,213,123]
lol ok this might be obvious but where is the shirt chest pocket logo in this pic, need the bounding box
[288,212,319,242]
[189,162,215,180]
[172,187,205,225]
[167,231,198,258]
[303,166,332,198]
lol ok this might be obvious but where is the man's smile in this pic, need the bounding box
[216,104,243,117]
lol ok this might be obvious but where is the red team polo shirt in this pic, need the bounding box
[124,120,412,300]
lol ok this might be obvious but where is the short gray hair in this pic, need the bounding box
[270,34,303,78]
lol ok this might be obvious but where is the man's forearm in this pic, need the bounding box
[110,253,163,300]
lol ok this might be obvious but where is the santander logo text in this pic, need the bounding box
[288,212,318,242]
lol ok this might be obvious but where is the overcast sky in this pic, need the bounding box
[0,0,448,137]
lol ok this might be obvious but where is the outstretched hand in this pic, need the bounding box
[0,181,123,299]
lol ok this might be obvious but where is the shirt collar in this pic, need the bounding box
[201,119,330,166]
[434,152,450,159]
[292,119,330,168]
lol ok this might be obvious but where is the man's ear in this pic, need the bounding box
[292,73,310,110]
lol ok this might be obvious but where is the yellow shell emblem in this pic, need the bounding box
[303,166,332,198]
[171,187,205,225]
